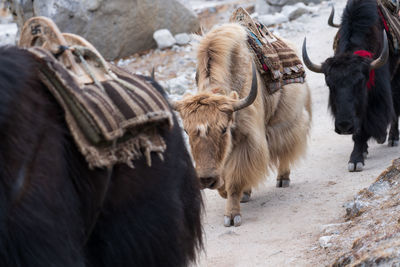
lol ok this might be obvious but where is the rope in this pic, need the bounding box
[68,45,144,94]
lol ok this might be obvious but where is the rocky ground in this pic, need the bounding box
[310,159,400,266]
[2,0,400,266]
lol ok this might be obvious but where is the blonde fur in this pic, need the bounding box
[175,23,311,224]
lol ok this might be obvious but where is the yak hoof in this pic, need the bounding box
[224,216,232,227]
[224,215,242,227]
[348,162,364,172]
[388,140,399,147]
[276,179,290,188]
[233,215,242,227]
[240,192,251,203]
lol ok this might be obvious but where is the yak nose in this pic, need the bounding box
[199,176,218,189]
[335,120,354,134]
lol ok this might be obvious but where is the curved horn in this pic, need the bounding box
[328,6,340,28]
[302,37,324,73]
[370,30,389,70]
[233,62,258,112]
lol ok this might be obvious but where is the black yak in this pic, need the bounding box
[0,45,202,266]
[303,0,400,171]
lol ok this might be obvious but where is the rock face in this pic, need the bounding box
[256,0,323,14]
[9,0,200,60]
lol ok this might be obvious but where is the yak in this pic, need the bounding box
[0,45,202,267]
[302,0,400,172]
[173,24,311,227]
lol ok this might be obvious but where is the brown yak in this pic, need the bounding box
[173,23,311,227]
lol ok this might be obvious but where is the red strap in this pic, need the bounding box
[378,8,389,32]
[354,50,375,90]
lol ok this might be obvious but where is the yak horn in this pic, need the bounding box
[302,37,324,73]
[233,62,258,112]
[328,6,340,28]
[370,30,389,70]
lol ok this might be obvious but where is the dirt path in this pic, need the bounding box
[194,1,400,266]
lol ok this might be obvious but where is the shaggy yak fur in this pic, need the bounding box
[174,24,312,227]
[303,0,400,172]
[0,46,202,267]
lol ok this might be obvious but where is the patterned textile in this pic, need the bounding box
[230,7,305,94]
[333,1,400,54]
[333,1,400,79]
[378,0,400,53]
[27,47,173,169]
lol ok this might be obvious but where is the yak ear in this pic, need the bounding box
[170,100,181,111]
[171,93,193,111]
[182,92,193,99]
[230,91,239,100]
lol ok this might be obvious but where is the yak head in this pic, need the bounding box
[172,65,257,190]
[302,31,389,135]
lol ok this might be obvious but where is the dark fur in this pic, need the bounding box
[0,46,202,267]
[321,0,400,168]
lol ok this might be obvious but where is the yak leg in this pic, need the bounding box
[240,189,252,203]
[348,132,369,172]
[389,69,400,146]
[218,187,227,199]
[276,159,290,188]
[224,185,244,227]
[389,118,399,147]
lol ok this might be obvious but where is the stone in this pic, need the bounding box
[319,235,336,248]
[8,0,200,60]
[0,23,18,46]
[174,33,191,46]
[256,0,323,15]
[258,13,288,26]
[163,74,190,95]
[344,199,368,219]
[282,3,311,21]
[153,29,176,49]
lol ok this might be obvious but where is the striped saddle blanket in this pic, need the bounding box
[230,8,305,94]
[27,47,173,169]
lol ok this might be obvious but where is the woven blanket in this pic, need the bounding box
[378,0,400,52]
[27,47,173,169]
[333,1,400,54]
[230,8,305,94]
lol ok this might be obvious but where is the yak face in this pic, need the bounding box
[302,30,389,135]
[173,64,257,189]
[322,55,371,135]
[174,93,238,189]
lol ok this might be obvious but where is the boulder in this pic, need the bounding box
[9,0,200,60]
[256,0,323,15]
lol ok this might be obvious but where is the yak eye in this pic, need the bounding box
[222,127,227,134]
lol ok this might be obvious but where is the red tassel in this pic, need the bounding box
[353,50,375,90]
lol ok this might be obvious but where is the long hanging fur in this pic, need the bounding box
[0,45,202,267]
[195,23,311,187]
